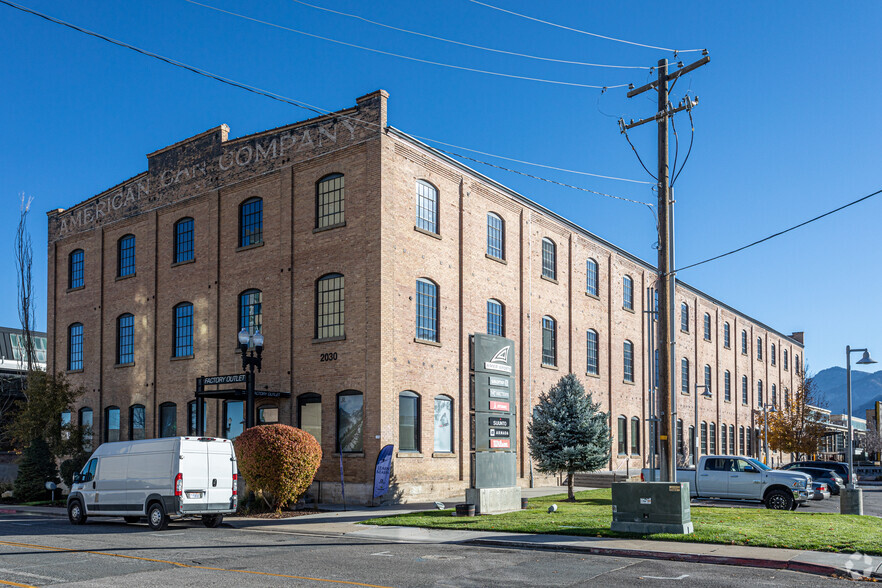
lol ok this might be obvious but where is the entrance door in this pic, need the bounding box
[224,401,244,440]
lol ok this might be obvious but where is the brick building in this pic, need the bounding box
[47,90,805,502]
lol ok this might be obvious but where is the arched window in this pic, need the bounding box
[69,249,84,289]
[239,289,263,336]
[617,416,627,455]
[79,407,93,450]
[630,416,640,455]
[117,313,134,365]
[724,370,731,402]
[159,402,177,438]
[486,299,504,337]
[337,390,364,453]
[700,422,708,455]
[415,180,438,234]
[239,197,263,247]
[399,391,420,452]
[677,419,684,455]
[541,316,556,366]
[772,384,777,407]
[316,173,345,228]
[723,322,730,348]
[68,323,83,370]
[757,337,763,360]
[729,425,735,454]
[709,422,716,454]
[741,330,748,354]
[105,406,120,443]
[681,303,689,332]
[118,234,136,277]
[795,354,800,375]
[703,313,711,341]
[173,302,193,357]
[742,375,748,405]
[541,238,556,280]
[771,343,776,366]
[316,274,344,339]
[434,395,453,453]
[297,393,322,443]
[174,217,194,263]
[258,404,279,425]
[623,340,634,382]
[586,258,598,296]
[586,329,599,375]
[757,380,764,406]
[681,357,690,394]
[704,364,712,392]
[415,278,438,342]
[129,404,146,440]
[783,349,789,370]
[721,422,728,454]
[622,275,634,310]
[486,212,504,259]
[739,426,746,455]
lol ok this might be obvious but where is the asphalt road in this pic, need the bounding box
[692,485,882,514]
[0,513,857,587]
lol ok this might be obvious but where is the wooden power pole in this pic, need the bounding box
[620,53,709,482]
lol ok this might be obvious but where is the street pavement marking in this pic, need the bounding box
[0,569,64,583]
[0,539,394,588]
[0,580,37,588]
[640,574,689,580]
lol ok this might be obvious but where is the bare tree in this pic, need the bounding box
[862,422,882,460]
[15,194,36,374]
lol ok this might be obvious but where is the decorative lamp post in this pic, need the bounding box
[694,383,712,467]
[842,346,876,515]
[238,328,264,429]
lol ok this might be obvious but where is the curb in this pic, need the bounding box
[464,538,882,580]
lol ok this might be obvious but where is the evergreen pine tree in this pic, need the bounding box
[14,438,60,502]
[528,374,611,501]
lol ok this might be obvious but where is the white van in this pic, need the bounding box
[67,436,238,530]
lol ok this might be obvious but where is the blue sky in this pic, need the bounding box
[1,0,880,374]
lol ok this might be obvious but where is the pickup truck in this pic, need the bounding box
[642,455,812,510]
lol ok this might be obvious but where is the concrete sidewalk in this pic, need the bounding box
[4,485,881,580]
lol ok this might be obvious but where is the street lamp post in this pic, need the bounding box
[238,328,264,429]
[694,384,712,467]
[842,345,876,515]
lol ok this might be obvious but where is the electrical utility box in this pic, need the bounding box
[610,482,693,534]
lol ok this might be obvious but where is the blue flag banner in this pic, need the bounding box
[373,444,394,498]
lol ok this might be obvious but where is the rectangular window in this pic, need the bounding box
[416,279,438,342]
[175,218,194,263]
[316,275,344,339]
[130,405,145,440]
[240,198,263,247]
[434,396,453,453]
[709,423,716,454]
[337,392,364,453]
[118,235,136,277]
[79,409,93,451]
[117,314,134,364]
[416,181,438,234]
[68,324,83,371]
[586,330,598,375]
[486,213,504,259]
[487,299,504,337]
[173,304,194,357]
[69,249,84,289]
[399,393,419,452]
[317,173,345,228]
[542,317,556,366]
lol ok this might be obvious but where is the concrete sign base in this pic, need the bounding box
[840,487,864,515]
[466,486,522,515]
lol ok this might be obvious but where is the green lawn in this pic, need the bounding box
[361,489,882,555]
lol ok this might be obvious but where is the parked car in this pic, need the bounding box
[779,466,845,496]
[810,481,830,501]
[67,436,238,531]
[642,455,812,510]
[780,461,855,485]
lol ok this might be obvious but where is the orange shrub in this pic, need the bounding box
[234,424,322,511]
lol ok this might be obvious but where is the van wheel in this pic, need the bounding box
[68,500,87,525]
[147,503,169,531]
[765,490,793,510]
[124,516,141,524]
[202,514,223,528]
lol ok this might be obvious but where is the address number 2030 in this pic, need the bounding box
[320,352,338,362]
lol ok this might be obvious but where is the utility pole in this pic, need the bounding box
[619,52,710,482]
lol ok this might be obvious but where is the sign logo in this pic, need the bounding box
[490,439,510,449]
[489,417,509,427]
[488,376,509,387]
[489,401,510,412]
[484,345,513,373]
[488,389,509,399]
[489,428,510,438]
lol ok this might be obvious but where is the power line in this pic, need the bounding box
[0,0,651,187]
[183,0,630,90]
[468,0,704,55]
[675,187,882,273]
[288,0,649,70]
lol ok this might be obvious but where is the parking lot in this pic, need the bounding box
[691,484,882,514]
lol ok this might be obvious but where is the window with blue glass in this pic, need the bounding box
[742,375,748,404]
[741,329,748,354]
[681,357,690,394]
[68,323,83,370]
[623,340,634,382]
[586,329,598,375]
[623,275,633,310]
[681,303,689,332]
[416,180,438,234]
[541,316,556,366]
[173,302,193,357]
[486,213,504,259]
[723,322,730,348]
[239,197,263,247]
[724,370,731,402]
[586,258,598,296]
[757,337,763,360]
[416,278,438,342]
[69,249,84,289]
[703,313,711,341]
[541,238,556,280]
[117,313,134,364]
[174,217,194,263]
[118,234,135,277]
[316,173,345,228]
[487,299,504,336]
[239,289,262,336]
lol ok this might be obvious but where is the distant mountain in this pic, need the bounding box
[811,367,882,417]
